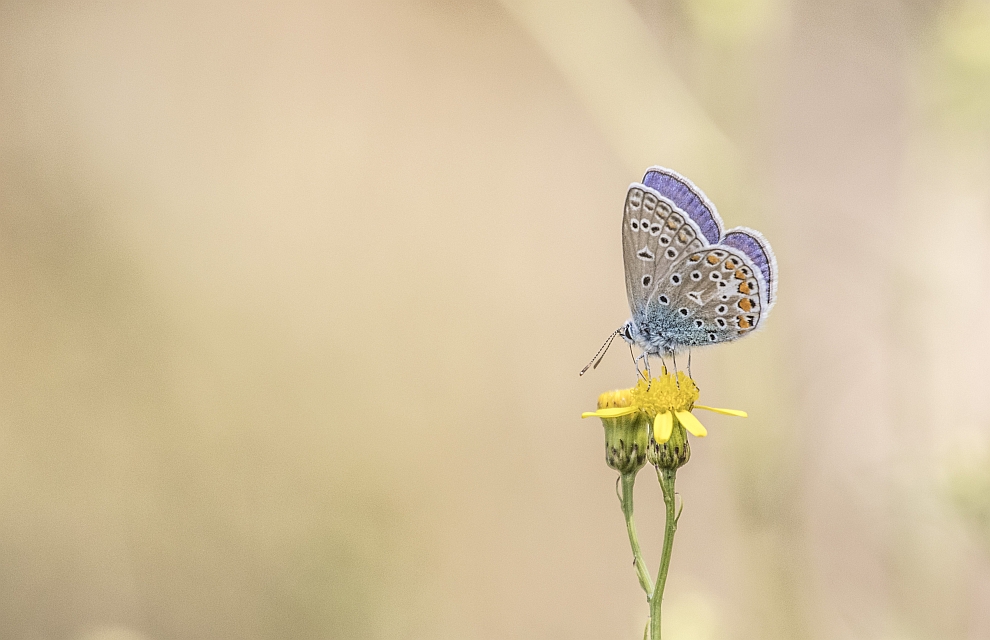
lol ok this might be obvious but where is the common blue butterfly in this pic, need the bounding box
[583,167,777,373]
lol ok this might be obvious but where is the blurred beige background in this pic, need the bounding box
[1,0,989,639]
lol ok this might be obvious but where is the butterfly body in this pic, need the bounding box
[619,167,777,358]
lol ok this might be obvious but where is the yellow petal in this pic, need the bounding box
[581,406,638,419]
[653,411,674,443]
[694,405,748,418]
[675,410,707,437]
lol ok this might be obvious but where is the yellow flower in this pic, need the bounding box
[582,372,747,445]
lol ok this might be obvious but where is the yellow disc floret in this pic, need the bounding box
[627,372,699,417]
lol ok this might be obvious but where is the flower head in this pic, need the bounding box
[629,372,699,421]
[582,372,747,469]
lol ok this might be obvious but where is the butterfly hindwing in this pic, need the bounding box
[622,184,708,318]
[639,245,767,348]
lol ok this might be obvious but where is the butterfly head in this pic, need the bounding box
[619,318,640,346]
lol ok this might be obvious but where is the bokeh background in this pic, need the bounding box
[1,0,990,638]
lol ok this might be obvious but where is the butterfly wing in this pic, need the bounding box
[641,167,724,245]
[643,245,768,351]
[622,170,777,353]
[646,245,769,347]
[622,183,709,319]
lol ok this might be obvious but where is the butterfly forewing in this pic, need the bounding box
[622,184,708,318]
[641,167,724,245]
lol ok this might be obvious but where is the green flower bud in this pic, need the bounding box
[595,389,649,474]
[648,415,691,470]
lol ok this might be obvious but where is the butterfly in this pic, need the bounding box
[582,166,777,374]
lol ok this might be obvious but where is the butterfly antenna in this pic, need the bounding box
[579,328,621,376]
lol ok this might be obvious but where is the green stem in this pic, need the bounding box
[649,467,678,640]
[620,472,654,598]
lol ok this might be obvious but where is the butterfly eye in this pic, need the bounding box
[641,275,652,287]
[630,219,640,231]
[690,271,702,281]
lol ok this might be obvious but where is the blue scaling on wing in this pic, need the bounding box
[641,167,722,245]
[721,229,776,304]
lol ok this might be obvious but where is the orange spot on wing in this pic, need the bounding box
[734,269,746,280]
[738,282,752,294]
[738,298,753,312]
[737,316,751,329]
[707,254,720,265]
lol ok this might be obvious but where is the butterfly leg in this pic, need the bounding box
[644,353,652,389]
[687,349,693,378]
[671,351,680,388]
[629,344,648,381]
